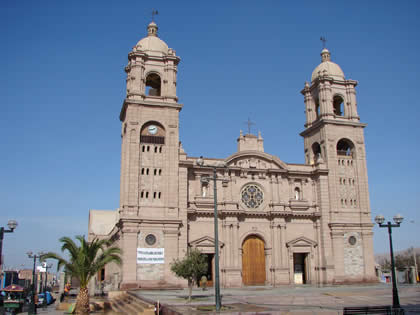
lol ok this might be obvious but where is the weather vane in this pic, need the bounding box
[152,9,158,22]
[320,36,327,49]
[244,118,255,135]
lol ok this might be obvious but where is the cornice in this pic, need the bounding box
[329,222,374,230]
[120,99,183,121]
[300,119,367,137]
[128,51,180,64]
[119,217,183,226]
[187,208,321,219]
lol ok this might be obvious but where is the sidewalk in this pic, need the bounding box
[134,283,420,314]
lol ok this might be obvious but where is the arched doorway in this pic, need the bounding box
[242,235,266,285]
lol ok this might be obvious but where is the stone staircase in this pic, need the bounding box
[108,291,155,315]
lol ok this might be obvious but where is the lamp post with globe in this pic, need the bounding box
[0,220,18,270]
[196,156,228,311]
[374,214,403,309]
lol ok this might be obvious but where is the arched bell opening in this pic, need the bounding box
[145,73,161,96]
[312,142,322,162]
[333,95,344,116]
[336,138,354,157]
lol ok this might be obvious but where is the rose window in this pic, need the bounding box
[241,184,264,209]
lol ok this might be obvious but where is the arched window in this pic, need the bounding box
[312,142,321,161]
[337,138,354,157]
[294,187,301,200]
[146,73,161,96]
[140,122,165,145]
[333,95,344,116]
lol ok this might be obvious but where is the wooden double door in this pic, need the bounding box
[242,235,266,285]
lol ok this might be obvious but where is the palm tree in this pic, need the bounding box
[41,235,122,314]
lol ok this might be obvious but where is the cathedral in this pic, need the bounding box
[88,21,377,289]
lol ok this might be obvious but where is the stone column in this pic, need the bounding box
[270,222,277,269]
[280,223,287,268]
[120,222,138,289]
[233,222,239,267]
[331,230,344,282]
[164,228,180,283]
[361,230,376,281]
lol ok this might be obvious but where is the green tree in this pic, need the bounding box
[41,235,122,314]
[170,248,208,302]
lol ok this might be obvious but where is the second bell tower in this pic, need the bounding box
[300,48,376,282]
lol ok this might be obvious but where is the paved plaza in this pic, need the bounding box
[3,284,418,314]
[134,283,420,314]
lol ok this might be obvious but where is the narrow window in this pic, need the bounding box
[147,146,150,152]
[158,192,161,199]
[142,146,145,152]
[159,147,162,153]
[294,187,301,200]
[141,191,144,198]
[333,95,344,116]
[154,146,158,153]
[153,192,156,199]
[159,169,162,175]
[146,168,149,175]
[141,168,145,175]
[315,98,320,119]
[154,169,157,175]
[145,192,149,198]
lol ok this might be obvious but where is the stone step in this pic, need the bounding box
[109,292,154,315]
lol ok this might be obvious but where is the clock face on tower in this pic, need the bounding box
[148,125,158,135]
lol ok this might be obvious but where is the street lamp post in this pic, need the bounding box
[196,156,227,311]
[27,251,44,315]
[44,263,52,292]
[0,220,18,271]
[374,214,404,310]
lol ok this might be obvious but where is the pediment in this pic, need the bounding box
[286,236,317,248]
[189,235,224,248]
[225,151,288,170]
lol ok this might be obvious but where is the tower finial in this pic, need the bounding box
[244,118,255,135]
[320,36,327,49]
[152,9,158,22]
[319,36,331,62]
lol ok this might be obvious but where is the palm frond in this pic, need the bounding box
[43,235,122,289]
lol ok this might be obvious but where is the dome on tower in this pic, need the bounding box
[135,22,169,56]
[311,48,345,82]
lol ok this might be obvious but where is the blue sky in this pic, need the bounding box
[1,0,419,269]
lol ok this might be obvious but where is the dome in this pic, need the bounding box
[135,22,169,56]
[311,48,345,82]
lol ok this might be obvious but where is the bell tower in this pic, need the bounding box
[300,48,376,282]
[118,21,186,289]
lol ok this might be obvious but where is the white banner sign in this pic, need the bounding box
[37,266,46,272]
[137,248,164,264]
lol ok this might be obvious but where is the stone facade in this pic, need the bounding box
[88,22,377,289]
